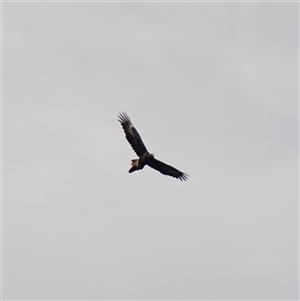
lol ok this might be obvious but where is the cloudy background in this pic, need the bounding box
[2,2,299,300]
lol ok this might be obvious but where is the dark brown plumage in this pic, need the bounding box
[118,112,188,181]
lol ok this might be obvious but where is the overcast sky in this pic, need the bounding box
[3,2,299,300]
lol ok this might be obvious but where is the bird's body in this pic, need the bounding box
[118,112,188,181]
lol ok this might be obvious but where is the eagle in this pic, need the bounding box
[118,112,188,181]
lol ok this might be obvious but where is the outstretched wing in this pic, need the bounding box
[147,157,189,181]
[118,112,148,157]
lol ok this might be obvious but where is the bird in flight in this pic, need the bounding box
[118,112,188,181]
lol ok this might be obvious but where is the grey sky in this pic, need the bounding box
[3,2,299,300]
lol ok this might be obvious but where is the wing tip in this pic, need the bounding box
[179,173,189,181]
[118,111,131,124]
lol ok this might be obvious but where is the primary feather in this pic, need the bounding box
[147,157,189,181]
[118,112,189,181]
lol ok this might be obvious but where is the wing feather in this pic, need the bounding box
[118,112,148,157]
[147,157,189,181]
